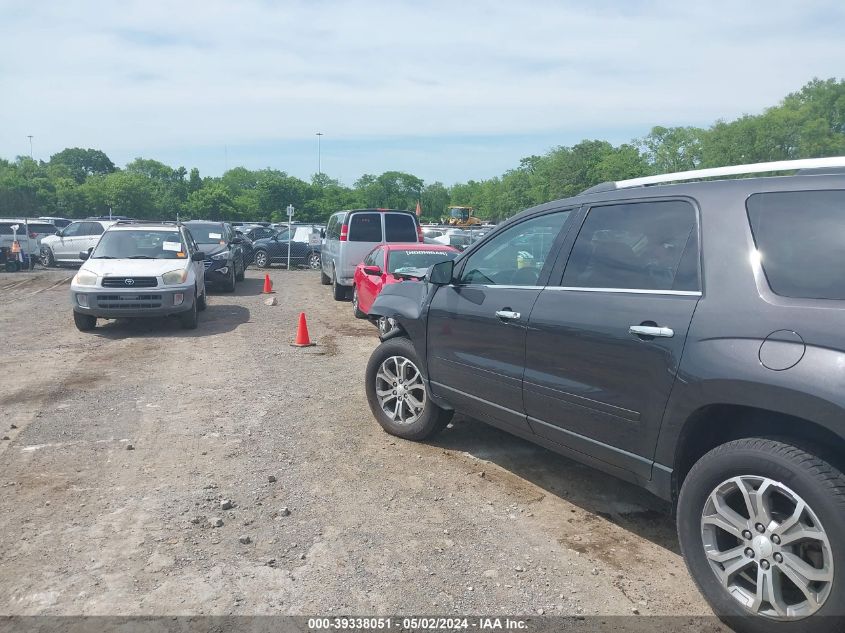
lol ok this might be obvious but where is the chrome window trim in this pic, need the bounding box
[448,284,545,290]
[546,286,702,297]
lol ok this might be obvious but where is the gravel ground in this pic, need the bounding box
[0,267,722,623]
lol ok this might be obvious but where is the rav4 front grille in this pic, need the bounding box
[102,276,158,288]
[96,294,163,309]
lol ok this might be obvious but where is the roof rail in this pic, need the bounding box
[113,219,178,226]
[583,157,845,194]
[620,156,845,188]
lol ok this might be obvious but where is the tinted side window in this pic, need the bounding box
[384,214,417,242]
[348,213,382,242]
[562,200,698,291]
[747,190,845,300]
[460,211,571,286]
[88,222,105,236]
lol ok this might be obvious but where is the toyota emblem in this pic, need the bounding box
[124,278,135,286]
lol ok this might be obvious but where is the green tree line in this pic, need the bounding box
[2,78,843,224]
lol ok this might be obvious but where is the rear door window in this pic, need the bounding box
[747,190,845,299]
[562,200,699,291]
[384,213,417,242]
[348,213,382,242]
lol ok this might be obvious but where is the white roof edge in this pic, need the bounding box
[615,156,845,189]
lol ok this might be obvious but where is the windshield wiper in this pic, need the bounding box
[92,255,117,259]
[128,255,155,259]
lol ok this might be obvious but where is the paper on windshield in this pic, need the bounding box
[162,241,182,252]
[209,232,222,239]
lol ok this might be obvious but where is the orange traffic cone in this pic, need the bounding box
[291,312,316,347]
[262,274,273,294]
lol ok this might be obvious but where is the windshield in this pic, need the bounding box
[187,224,227,244]
[91,230,187,260]
[450,208,469,219]
[388,249,457,274]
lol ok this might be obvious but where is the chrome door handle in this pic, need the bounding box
[629,325,674,338]
[495,310,521,320]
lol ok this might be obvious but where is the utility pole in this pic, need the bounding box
[27,135,33,159]
[316,132,323,177]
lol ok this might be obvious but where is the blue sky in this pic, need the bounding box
[1,0,843,185]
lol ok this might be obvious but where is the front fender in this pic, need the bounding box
[369,280,452,409]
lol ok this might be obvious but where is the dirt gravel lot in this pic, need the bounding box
[0,267,723,624]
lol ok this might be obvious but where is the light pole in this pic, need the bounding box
[286,204,295,270]
[27,135,33,159]
[316,132,323,177]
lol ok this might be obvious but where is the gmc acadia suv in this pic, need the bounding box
[364,158,845,633]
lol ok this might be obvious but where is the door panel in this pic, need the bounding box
[426,209,575,433]
[523,198,701,475]
[524,290,698,474]
[428,285,541,432]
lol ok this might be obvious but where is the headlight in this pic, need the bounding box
[162,269,189,285]
[211,251,229,261]
[73,271,97,286]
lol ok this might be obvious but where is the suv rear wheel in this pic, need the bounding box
[365,337,452,441]
[332,267,347,301]
[678,437,845,633]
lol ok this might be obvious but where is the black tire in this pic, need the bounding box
[365,337,452,441]
[307,251,322,270]
[332,267,347,301]
[254,250,271,269]
[180,296,198,329]
[73,311,96,331]
[235,256,245,281]
[352,286,366,319]
[320,267,331,285]
[223,265,236,292]
[197,287,207,312]
[677,437,845,633]
[41,247,55,267]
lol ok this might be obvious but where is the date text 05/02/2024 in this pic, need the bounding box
[307,617,528,630]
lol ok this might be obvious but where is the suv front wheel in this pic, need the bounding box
[678,437,845,633]
[365,337,452,441]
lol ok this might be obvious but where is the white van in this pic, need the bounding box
[320,209,421,300]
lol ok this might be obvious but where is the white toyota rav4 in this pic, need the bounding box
[70,221,208,331]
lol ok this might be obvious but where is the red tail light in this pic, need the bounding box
[416,223,423,243]
[339,224,348,241]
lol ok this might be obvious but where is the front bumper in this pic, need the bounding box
[203,258,232,283]
[71,285,194,318]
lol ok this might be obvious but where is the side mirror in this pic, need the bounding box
[320,229,326,238]
[78,251,90,261]
[363,265,382,276]
[231,236,243,244]
[192,251,205,261]
[428,259,454,285]
[55,229,63,236]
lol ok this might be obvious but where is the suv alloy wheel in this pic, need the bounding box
[678,438,845,633]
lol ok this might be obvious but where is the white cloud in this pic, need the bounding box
[1,0,842,178]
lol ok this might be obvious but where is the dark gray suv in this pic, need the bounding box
[364,158,845,633]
